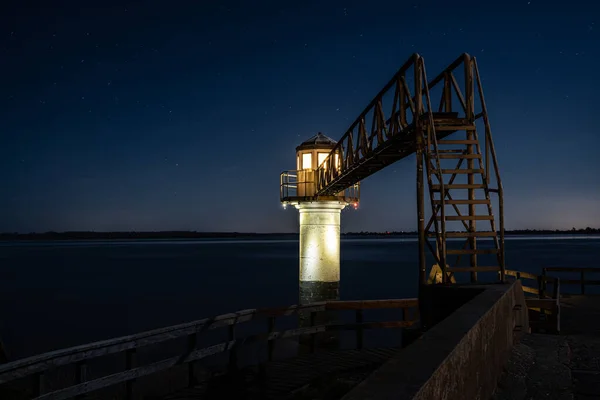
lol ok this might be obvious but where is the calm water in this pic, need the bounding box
[1,236,599,359]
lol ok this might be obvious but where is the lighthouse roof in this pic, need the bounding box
[296,132,337,151]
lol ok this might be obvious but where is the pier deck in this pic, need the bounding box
[494,295,600,400]
[157,347,399,400]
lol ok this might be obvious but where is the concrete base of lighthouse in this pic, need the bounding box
[295,201,347,352]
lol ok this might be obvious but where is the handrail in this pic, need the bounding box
[506,269,542,296]
[0,298,418,400]
[315,53,422,194]
[506,269,561,333]
[280,169,359,202]
[505,269,558,299]
[543,267,600,295]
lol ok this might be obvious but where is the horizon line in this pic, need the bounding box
[1,227,599,236]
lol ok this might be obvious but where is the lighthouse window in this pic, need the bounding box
[302,153,312,170]
[317,152,328,168]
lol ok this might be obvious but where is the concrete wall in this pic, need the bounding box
[342,281,529,400]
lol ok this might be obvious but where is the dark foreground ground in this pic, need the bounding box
[4,295,598,400]
[492,295,600,400]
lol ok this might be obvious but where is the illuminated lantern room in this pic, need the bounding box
[280,132,359,205]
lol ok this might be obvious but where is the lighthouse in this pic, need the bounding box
[280,132,360,305]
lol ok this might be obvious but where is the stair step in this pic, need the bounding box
[432,169,484,174]
[436,215,494,221]
[447,249,499,255]
[433,199,490,205]
[434,125,476,131]
[437,140,479,145]
[433,149,465,154]
[427,231,497,238]
[448,231,497,238]
[446,266,501,272]
[433,154,481,159]
[431,184,487,190]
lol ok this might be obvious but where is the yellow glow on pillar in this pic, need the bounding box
[296,202,346,283]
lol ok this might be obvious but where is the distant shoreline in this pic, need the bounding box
[0,229,598,241]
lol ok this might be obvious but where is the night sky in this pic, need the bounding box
[1,1,598,233]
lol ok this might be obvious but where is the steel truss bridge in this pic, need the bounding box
[285,53,505,286]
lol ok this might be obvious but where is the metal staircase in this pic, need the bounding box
[312,53,505,285]
[419,55,505,284]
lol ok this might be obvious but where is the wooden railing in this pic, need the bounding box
[506,269,560,334]
[505,270,544,297]
[0,299,418,400]
[542,267,600,295]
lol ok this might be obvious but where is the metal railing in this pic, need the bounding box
[280,170,360,203]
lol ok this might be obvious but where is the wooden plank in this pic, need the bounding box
[437,140,478,144]
[434,125,475,131]
[522,286,540,295]
[431,184,486,190]
[544,267,600,273]
[444,231,497,238]
[436,215,493,220]
[505,270,538,281]
[447,249,498,255]
[526,299,558,311]
[326,298,418,310]
[329,321,415,331]
[446,266,500,272]
[261,347,400,397]
[557,279,600,285]
[432,169,484,174]
[436,154,481,159]
[33,342,237,400]
[433,199,490,205]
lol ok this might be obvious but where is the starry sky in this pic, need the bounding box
[1,0,599,233]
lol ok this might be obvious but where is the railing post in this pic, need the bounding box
[267,316,275,362]
[309,311,317,353]
[555,278,561,334]
[553,277,560,300]
[537,275,544,299]
[228,324,237,372]
[125,348,136,400]
[187,333,197,388]
[75,360,87,399]
[400,307,406,348]
[581,269,586,295]
[355,309,364,350]
[33,372,45,398]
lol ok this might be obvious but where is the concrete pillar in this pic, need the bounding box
[295,201,346,351]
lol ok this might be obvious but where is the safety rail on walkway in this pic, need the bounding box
[506,269,561,334]
[542,267,600,296]
[0,298,418,400]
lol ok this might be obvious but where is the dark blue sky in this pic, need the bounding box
[1,0,598,233]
